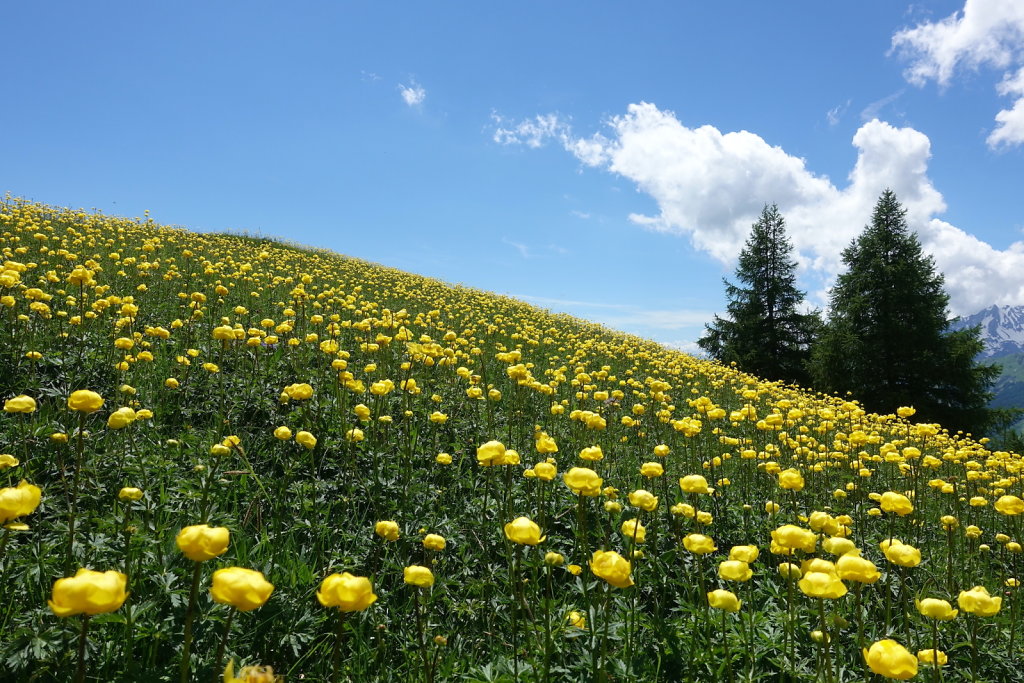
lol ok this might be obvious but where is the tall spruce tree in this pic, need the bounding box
[810,189,997,435]
[698,204,819,384]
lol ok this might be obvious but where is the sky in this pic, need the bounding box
[3,0,1024,352]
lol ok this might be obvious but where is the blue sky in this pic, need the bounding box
[4,0,1024,350]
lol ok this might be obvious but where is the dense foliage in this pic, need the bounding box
[811,190,998,436]
[0,198,1021,682]
[698,204,819,386]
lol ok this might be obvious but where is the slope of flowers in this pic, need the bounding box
[0,197,1021,681]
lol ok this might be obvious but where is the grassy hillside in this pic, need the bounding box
[0,198,1022,682]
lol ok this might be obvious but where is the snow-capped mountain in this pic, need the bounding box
[951,305,1024,359]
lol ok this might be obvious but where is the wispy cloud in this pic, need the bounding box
[501,239,568,260]
[570,210,591,219]
[860,89,904,121]
[492,112,572,148]
[502,237,532,259]
[515,294,630,310]
[399,80,426,107]
[826,99,851,126]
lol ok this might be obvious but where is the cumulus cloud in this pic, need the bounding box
[398,80,426,107]
[494,101,1024,315]
[891,0,1024,147]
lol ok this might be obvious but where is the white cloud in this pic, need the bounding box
[826,100,851,126]
[891,0,1024,147]
[494,101,1024,315]
[492,113,571,148]
[500,239,568,260]
[516,294,714,333]
[501,237,532,259]
[398,80,426,107]
[860,90,904,121]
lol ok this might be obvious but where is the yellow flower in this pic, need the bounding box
[273,426,292,440]
[353,404,371,421]
[589,550,633,588]
[915,598,957,621]
[535,432,558,454]
[374,520,400,541]
[317,573,377,612]
[3,395,36,413]
[282,383,313,401]
[718,560,752,582]
[176,524,230,562]
[880,539,921,568]
[566,610,587,629]
[0,480,42,524]
[404,565,435,588]
[957,585,1001,616]
[778,562,802,580]
[563,467,603,496]
[639,462,664,478]
[863,639,917,680]
[994,495,1024,516]
[707,589,741,612]
[544,552,565,567]
[477,440,508,466]
[683,533,717,555]
[880,492,913,516]
[836,554,881,584]
[429,411,448,424]
[107,407,136,429]
[798,571,847,599]
[210,567,274,611]
[68,390,104,414]
[628,489,658,512]
[771,524,817,553]
[729,545,759,563]
[533,462,557,481]
[679,474,710,494]
[423,534,447,551]
[504,517,546,545]
[822,536,857,556]
[917,649,947,667]
[435,453,452,465]
[620,518,646,544]
[778,468,804,492]
[223,659,279,683]
[0,453,19,469]
[48,568,128,617]
[295,431,317,450]
[567,564,582,576]
[118,487,143,502]
[345,428,365,442]
[579,445,604,461]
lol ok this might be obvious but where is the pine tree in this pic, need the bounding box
[698,204,819,385]
[810,189,997,434]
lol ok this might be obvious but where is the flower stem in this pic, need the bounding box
[74,615,90,683]
[213,609,235,682]
[331,611,347,683]
[179,562,203,683]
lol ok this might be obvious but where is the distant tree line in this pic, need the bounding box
[697,190,998,437]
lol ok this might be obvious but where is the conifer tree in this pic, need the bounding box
[698,204,819,384]
[810,189,997,434]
